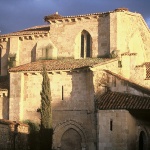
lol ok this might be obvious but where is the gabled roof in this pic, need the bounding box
[105,70,150,95]
[9,58,112,72]
[96,92,150,110]
[0,25,50,37]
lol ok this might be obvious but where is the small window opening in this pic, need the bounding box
[110,119,113,131]
[118,60,122,68]
[81,35,84,58]
[62,86,64,100]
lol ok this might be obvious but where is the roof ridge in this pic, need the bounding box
[44,8,130,22]
[104,70,150,95]
[9,58,111,72]
[0,24,50,37]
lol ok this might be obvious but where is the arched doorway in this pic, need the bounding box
[139,131,146,150]
[53,120,87,150]
[61,128,82,150]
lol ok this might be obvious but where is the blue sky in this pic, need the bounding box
[0,0,150,34]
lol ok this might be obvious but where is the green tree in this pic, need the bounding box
[40,65,53,150]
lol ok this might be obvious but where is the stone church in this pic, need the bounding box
[0,7,150,150]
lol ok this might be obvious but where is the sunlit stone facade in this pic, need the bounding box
[0,8,150,150]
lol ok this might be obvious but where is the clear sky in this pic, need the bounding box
[0,0,150,34]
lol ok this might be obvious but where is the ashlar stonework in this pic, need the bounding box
[0,8,150,150]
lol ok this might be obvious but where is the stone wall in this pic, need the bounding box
[107,72,150,97]
[9,70,97,149]
[0,119,28,150]
[115,11,150,61]
[97,110,150,150]
[97,110,137,150]
[0,90,9,119]
[50,17,99,58]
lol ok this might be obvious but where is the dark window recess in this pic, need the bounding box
[139,131,146,150]
[110,120,113,131]
[80,30,92,58]
[62,86,64,100]
[81,35,84,58]
[86,33,91,57]
[118,61,122,68]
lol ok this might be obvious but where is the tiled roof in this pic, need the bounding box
[0,25,50,37]
[96,92,150,110]
[121,52,137,56]
[9,58,111,72]
[105,70,150,95]
[144,62,150,79]
[0,76,9,90]
[135,62,150,80]
[44,8,129,21]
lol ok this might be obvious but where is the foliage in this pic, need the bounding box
[8,53,16,68]
[109,50,119,58]
[39,65,53,150]
[40,65,52,129]
[8,53,16,59]
[23,120,40,132]
[23,120,40,150]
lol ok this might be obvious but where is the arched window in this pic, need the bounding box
[81,30,91,58]
[139,131,147,150]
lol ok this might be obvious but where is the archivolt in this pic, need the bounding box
[53,119,87,148]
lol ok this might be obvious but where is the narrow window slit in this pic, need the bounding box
[62,86,64,100]
[110,119,113,131]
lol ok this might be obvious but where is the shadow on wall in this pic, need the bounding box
[2,96,9,119]
[98,14,110,58]
[0,75,9,119]
[0,119,29,150]
[129,110,150,150]
[1,41,10,75]
[51,70,96,150]
[31,44,37,62]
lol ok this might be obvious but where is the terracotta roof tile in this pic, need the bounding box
[44,8,129,22]
[96,92,150,110]
[144,62,150,79]
[9,58,111,72]
[0,25,50,37]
